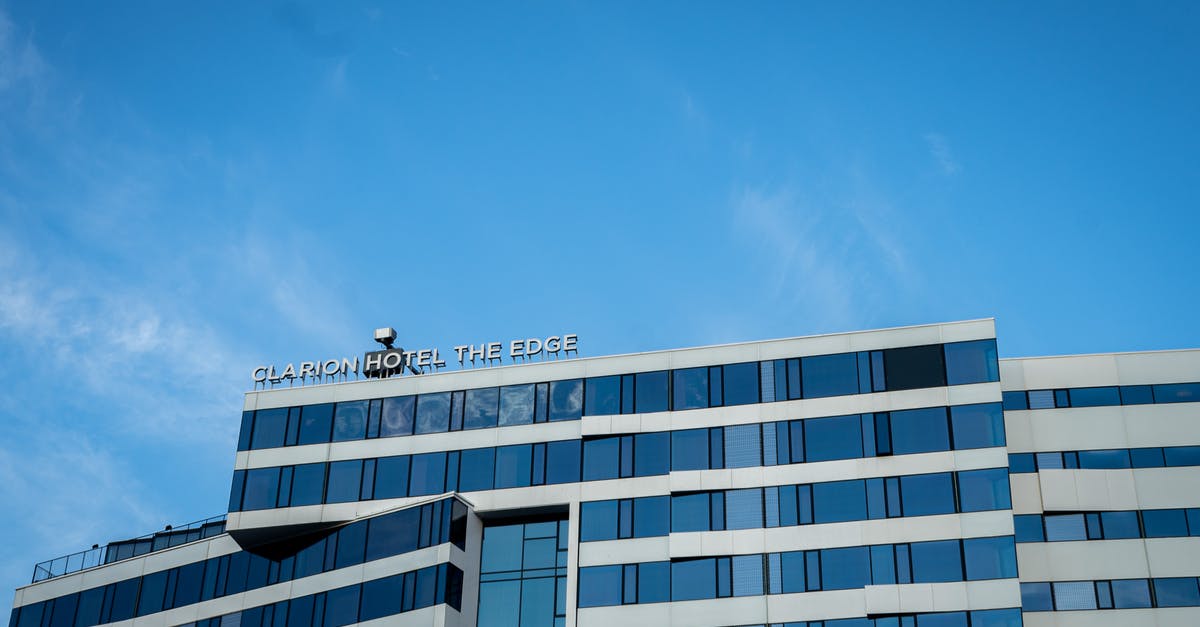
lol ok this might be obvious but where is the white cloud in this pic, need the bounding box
[924,132,961,175]
[0,10,46,92]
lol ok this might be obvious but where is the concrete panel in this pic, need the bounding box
[577,537,669,567]
[1017,354,1121,389]
[1135,468,1200,509]
[1016,540,1150,580]
[1116,350,1200,385]
[1009,473,1043,515]
[1144,538,1200,578]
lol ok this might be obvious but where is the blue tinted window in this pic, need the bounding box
[634,432,670,476]
[950,403,1005,449]
[1131,447,1166,468]
[1143,509,1189,537]
[821,546,871,590]
[107,579,139,622]
[463,388,499,430]
[359,574,402,622]
[910,539,963,583]
[580,501,617,542]
[1008,453,1035,473]
[457,448,495,492]
[883,345,946,391]
[545,440,581,484]
[1111,579,1152,608]
[1043,514,1085,541]
[287,594,314,627]
[1164,446,1200,466]
[801,353,859,398]
[671,493,711,533]
[1099,511,1140,539]
[1120,385,1154,405]
[889,407,949,455]
[408,453,446,496]
[290,462,326,506]
[252,408,288,449]
[672,559,716,601]
[673,367,709,410]
[944,340,999,386]
[298,404,334,445]
[495,384,534,427]
[238,411,255,451]
[494,444,532,489]
[635,371,669,413]
[229,470,246,511]
[583,438,619,481]
[725,489,764,530]
[415,393,450,434]
[1189,509,1200,536]
[634,496,670,537]
[723,362,760,406]
[1078,449,1131,469]
[332,402,368,442]
[969,608,1023,627]
[577,566,622,607]
[964,536,1017,580]
[137,571,167,616]
[724,424,762,469]
[900,473,956,516]
[813,479,866,523]
[805,415,863,462]
[243,468,280,511]
[366,508,419,560]
[333,522,366,569]
[637,562,670,603]
[380,396,415,437]
[1154,577,1200,607]
[1014,515,1044,542]
[478,580,519,626]
[325,461,362,504]
[549,379,583,421]
[1153,383,1200,404]
[957,468,1011,512]
[778,551,806,593]
[1001,392,1027,411]
[671,429,710,471]
[373,456,409,500]
[916,612,967,627]
[584,376,620,416]
[1068,386,1120,407]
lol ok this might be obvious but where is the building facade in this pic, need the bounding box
[9,319,1200,627]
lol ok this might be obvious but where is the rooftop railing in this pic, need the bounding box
[32,514,226,583]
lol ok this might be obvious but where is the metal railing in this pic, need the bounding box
[32,514,226,583]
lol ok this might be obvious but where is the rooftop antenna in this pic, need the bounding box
[374,327,420,375]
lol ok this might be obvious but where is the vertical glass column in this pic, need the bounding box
[478,519,569,627]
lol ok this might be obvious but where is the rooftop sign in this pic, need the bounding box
[251,332,579,388]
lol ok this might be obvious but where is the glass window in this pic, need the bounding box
[373,456,409,500]
[380,396,415,437]
[778,551,806,593]
[1189,509,1200,536]
[723,362,760,406]
[634,496,670,537]
[494,444,532,489]
[1020,582,1053,612]
[1026,390,1054,409]
[672,558,716,601]
[1131,447,1166,468]
[1075,448,1130,469]
[820,546,871,590]
[957,468,1011,512]
[366,508,419,561]
[1043,514,1086,541]
[251,408,288,449]
[1143,509,1189,537]
[137,571,167,616]
[359,574,402,622]
[915,612,967,627]
[725,489,764,530]
[813,479,867,523]
[1120,384,1154,405]
[1052,581,1097,610]
[463,388,499,430]
[900,473,956,517]
[910,539,963,583]
[458,448,495,492]
[1164,446,1200,466]
[963,536,1016,580]
[950,403,1005,449]
[637,561,670,603]
[107,579,139,622]
[297,404,335,445]
[805,415,863,462]
[545,440,581,484]
[243,467,281,511]
[578,565,622,608]
[584,376,620,416]
[287,462,324,506]
[549,379,583,421]
[583,438,620,481]
[1153,383,1200,404]
[1068,386,1120,407]
[1111,579,1152,608]
[671,429,710,471]
[287,594,314,627]
[1001,391,1028,410]
[332,401,368,442]
[497,384,535,426]
[944,339,999,386]
[580,501,618,542]
[969,608,1023,627]
[415,392,450,434]
[173,561,205,607]
[635,371,669,413]
[889,407,949,455]
[634,432,670,476]
[325,461,362,504]
[1155,577,1200,607]
[333,522,367,569]
[801,353,859,398]
[671,493,711,533]
[732,554,764,597]
[673,367,709,410]
[724,424,762,469]
[1098,511,1139,539]
[1008,453,1035,473]
[1013,515,1044,542]
[408,452,446,496]
[883,345,946,391]
[412,565,438,609]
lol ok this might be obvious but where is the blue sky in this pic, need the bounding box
[1,0,1198,612]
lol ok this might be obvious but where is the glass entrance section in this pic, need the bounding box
[478,519,568,627]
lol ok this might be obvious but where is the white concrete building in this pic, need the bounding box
[10,319,1200,627]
